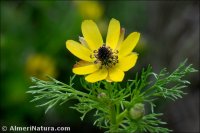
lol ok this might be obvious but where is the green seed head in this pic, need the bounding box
[129,103,145,120]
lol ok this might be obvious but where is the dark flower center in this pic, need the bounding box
[92,44,118,68]
[97,46,112,62]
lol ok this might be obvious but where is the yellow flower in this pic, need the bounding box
[66,18,140,83]
[26,54,57,80]
[74,1,104,20]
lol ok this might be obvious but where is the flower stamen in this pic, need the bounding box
[91,44,118,68]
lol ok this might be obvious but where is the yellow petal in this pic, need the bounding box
[118,32,140,57]
[66,40,93,62]
[82,20,103,50]
[79,36,89,48]
[85,68,108,83]
[73,61,99,75]
[116,28,125,50]
[108,67,124,82]
[106,18,120,50]
[105,76,113,82]
[117,52,138,71]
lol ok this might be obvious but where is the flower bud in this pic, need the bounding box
[129,103,145,120]
[97,92,107,99]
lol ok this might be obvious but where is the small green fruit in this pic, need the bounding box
[129,103,145,120]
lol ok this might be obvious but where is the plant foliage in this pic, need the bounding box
[27,60,197,133]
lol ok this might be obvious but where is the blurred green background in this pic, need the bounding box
[1,1,199,133]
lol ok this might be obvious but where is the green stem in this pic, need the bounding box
[110,104,118,133]
[58,86,88,97]
[58,85,97,100]
[106,82,118,132]
[141,85,156,96]
[116,109,127,124]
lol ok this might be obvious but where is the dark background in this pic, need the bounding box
[1,1,199,133]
